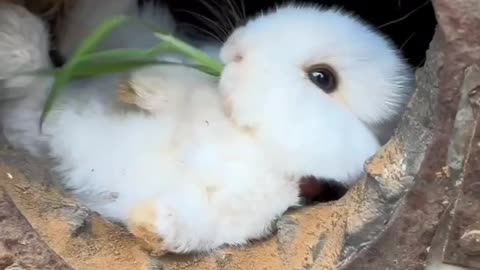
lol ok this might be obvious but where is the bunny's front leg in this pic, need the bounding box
[118,65,215,114]
[127,178,300,254]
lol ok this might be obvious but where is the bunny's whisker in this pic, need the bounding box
[175,8,229,41]
[379,0,430,28]
[400,32,416,50]
[223,0,245,27]
[196,0,234,39]
[178,22,223,42]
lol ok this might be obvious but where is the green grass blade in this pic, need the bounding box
[154,33,224,76]
[59,45,175,79]
[74,42,174,61]
[67,60,220,79]
[38,15,225,130]
[66,49,157,79]
[39,71,71,130]
[70,16,130,58]
[39,16,130,128]
[77,48,152,61]
[21,59,178,82]
[67,59,161,79]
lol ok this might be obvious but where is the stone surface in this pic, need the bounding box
[0,155,152,270]
[0,186,72,270]
[341,0,480,268]
[459,230,480,256]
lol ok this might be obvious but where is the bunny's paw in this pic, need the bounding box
[117,74,172,113]
[127,200,171,256]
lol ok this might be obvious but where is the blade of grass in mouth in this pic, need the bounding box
[39,16,130,129]
[38,16,225,130]
[154,32,224,75]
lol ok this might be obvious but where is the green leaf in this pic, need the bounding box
[78,48,153,61]
[66,60,169,79]
[65,43,175,78]
[52,47,176,79]
[70,16,131,58]
[38,15,226,130]
[39,16,130,129]
[154,32,224,76]
[65,49,158,79]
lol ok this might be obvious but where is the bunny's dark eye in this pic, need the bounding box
[307,65,337,93]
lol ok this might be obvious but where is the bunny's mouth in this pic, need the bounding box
[298,176,349,205]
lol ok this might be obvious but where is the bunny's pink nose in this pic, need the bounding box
[233,53,243,63]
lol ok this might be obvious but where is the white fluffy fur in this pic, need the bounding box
[0,1,413,253]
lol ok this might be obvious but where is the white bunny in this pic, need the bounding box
[0,2,414,253]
